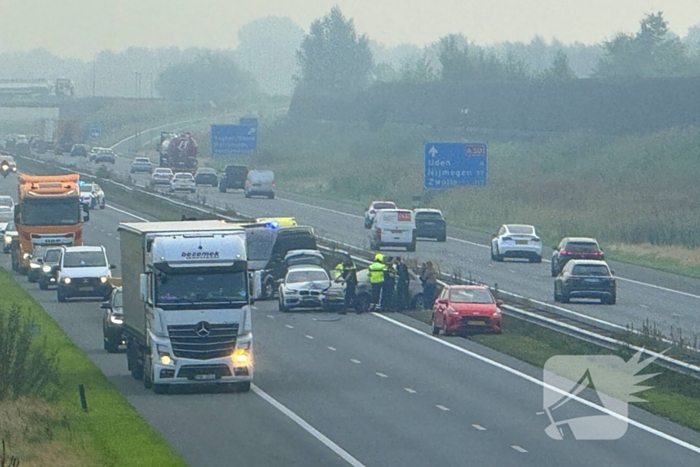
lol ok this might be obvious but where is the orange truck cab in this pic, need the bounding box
[13,173,86,274]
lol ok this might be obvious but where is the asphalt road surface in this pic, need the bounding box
[60,138,700,340]
[2,156,700,465]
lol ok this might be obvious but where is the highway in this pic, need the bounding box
[3,158,700,465]
[54,142,700,340]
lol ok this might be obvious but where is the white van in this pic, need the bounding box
[245,170,275,199]
[370,209,416,252]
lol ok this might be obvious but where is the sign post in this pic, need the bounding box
[87,123,102,140]
[211,124,257,156]
[424,142,487,189]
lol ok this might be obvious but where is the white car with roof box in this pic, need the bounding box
[370,208,416,252]
[491,224,542,263]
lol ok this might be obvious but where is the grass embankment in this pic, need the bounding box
[217,119,700,277]
[404,308,700,431]
[0,269,186,466]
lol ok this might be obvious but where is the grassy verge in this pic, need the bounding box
[0,269,186,466]
[406,308,700,431]
[236,118,700,278]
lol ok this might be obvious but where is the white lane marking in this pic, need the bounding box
[404,388,417,394]
[327,346,337,351]
[472,424,486,431]
[267,315,275,319]
[376,372,387,378]
[371,313,700,454]
[105,204,149,222]
[350,359,361,364]
[252,385,366,467]
[285,324,294,329]
[281,197,700,300]
[640,304,649,309]
[306,335,314,340]
[436,405,450,411]
[511,445,528,453]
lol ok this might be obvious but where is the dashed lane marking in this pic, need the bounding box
[511,445,528,453]
[376,372,387,378]
[472,424,486,431]
[328,346,337,351]
[350,359,361,364]
[436,405,450,411]
[404,388,417,394]
[285,324,294,329]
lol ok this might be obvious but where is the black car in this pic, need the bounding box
[91,149,116,163]
[102,286,126,352]
[218,164,248,192]
[70,144,89,157]
[414,209,447,242]
[194,167,218,186]
[554,259,616,304]
[551,237,604,276]
[37,247,62,290]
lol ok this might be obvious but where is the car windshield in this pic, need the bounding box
[174,174,192,179]
[507,225,535,234]
[135,158,150,163]
[0,210,13,222]
[63,251,106,268]
[572,264,610,276]
[0,196,13,207]
[567,242,600,252]
[5,221,15,231]
[44,249,61,262]
[287,270,329,283]
[155,270,248,306]
[449,288,495,304]
[373,202,395,210]
[113,290,123,309]
[21,198,81,226]
[416,212,443,220]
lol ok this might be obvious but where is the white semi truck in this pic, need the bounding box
[118,220,253,393]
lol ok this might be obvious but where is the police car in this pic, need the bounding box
[79,181,106,210]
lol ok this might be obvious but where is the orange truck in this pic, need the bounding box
[12,174,86,274]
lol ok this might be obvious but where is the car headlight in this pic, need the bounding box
[63,277,71,284]
[109,315,123,324]
[42,265,52,273]
[4,236,11,244]
[100,276,108,283]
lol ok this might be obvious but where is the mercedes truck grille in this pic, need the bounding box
[168,323,239,360]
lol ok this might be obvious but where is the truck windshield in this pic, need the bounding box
[21,198,81,226]
[156,270,248,307]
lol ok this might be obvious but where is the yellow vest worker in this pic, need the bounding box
[368,255,386,283]
[333,262,344,279]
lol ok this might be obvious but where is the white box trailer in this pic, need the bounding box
[118,220,253,393]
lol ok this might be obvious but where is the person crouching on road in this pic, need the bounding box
[339,258,358,314]
[368,254,386,310]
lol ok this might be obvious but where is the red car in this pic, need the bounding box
[431,285,503,336]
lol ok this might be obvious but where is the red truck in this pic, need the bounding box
[157,132,198,174]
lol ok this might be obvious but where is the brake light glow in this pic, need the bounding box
[370,209,376,214]
[560,250,569,255]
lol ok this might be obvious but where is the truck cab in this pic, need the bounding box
[119,221,253,393]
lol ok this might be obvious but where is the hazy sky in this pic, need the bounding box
[2,0,699,59]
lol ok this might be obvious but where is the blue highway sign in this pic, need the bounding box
[424,142,487,189]
[88,123,102,140]
[211,124,257,155]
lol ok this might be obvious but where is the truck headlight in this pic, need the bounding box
[63,277,71,284]
[159,354,172,365]
[100,276,108,283]
[42,265,52,273]
[232,349,250,366]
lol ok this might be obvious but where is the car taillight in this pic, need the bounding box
[592,251,603,256]
[560,250,569,255]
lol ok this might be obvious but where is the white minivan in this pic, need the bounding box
[244,170,275,199]
[370,209,416,252]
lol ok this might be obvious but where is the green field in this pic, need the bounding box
[216,118,700,276]
[0,269,186,467]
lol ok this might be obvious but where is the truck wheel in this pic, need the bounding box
[143,357,153,389]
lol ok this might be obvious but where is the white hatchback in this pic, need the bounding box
[491,224,542,263]
[370,209,416,252]
[170,172,196,193]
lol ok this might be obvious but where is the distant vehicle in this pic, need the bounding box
[554,259,616,305]
[194,167,218,187]
[91,148,116,164]
[364,200,397,228]
[278,265,344,312]
[551,237,604,276]
[2,220,17,254]
[170,172,196,193]
[414,208,447,242]
[157,132,198,173]
[130,157,153,174]
[244,170,275,199]
[101,286,126,353]
[150,167,174,187]
[370,209,416,252]
[56,245,115,302]
[431,285,503,336]
[0,154,17,176]
[37,247,62,290]
[54,120,82,154]
[0,195,15,213]
[283,249,324,268]
[491,224,542,263]
[70,144,89,157]
[218,164,247,192]
[27,246,53,283]
[79,182,106,210]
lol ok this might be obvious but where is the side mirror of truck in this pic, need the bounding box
[100,302,110,309]
[139,273,148,303]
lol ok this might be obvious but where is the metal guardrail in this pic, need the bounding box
[18,153,700,379]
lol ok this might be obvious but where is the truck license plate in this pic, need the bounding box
[194,374,216,381]
[468,320,486,325]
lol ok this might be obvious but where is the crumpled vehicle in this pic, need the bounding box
[278,265,344,312]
